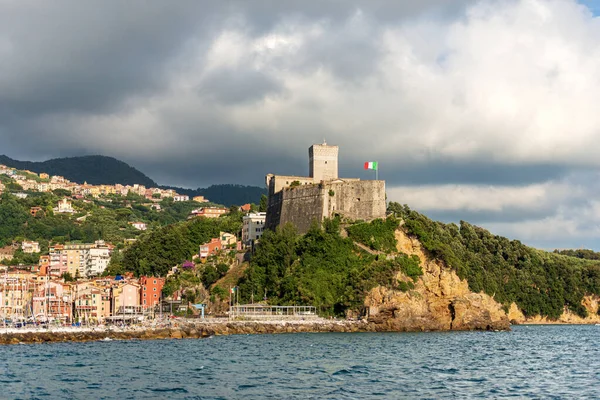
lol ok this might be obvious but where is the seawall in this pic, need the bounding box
[0,318,507,345]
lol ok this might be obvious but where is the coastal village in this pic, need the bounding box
[0,142,386,327]
[0,163,268,326]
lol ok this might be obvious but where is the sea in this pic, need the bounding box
[1,325,599,399]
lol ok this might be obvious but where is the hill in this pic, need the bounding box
[117,202,600,328]
[160,184,267,206]
[0,155,267,205]
[0,155,157,187]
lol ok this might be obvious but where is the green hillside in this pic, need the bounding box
[116,203,600,319]
[0,155,157,187]
[0,155,267,206]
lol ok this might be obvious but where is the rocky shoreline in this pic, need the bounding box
[0,318,509,345]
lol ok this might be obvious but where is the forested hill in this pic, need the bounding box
[388,203,600,319]
[0,155,266,205]
[0,155,157,187]
[160,184,267,206]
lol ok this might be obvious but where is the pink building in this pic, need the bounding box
[32,281,72,322]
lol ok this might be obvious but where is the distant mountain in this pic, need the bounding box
[0,155,158,187]
[160,184,267,206]
[0,154,267,206]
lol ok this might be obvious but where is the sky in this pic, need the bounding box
[1,0,600,250]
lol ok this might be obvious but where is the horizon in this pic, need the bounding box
[2,0,600,250]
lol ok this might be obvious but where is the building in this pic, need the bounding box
[242,212,266,247]
[112,282,141,315]
[21,241,40,254]
[84,241,112,277]
[39,173,49,180]
[239,203,252,213]
[265,142,386,234]
[139,276,165,308]
[54,198,75,213]
[49,245,68,276]
[219,232,237,248]
[193,195,207,203]
[0,246,16,262]
[74,287,107,323]
[129,222,147,231]
[173,195,190,202]
[64,241,112,278]
[189,207,228,219]
[199,238,221,259]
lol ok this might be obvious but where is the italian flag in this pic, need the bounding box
[364,161,378,170]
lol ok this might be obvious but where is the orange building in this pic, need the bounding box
[199,238,221,259]
[139,276,165,308]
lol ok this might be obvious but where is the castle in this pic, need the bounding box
[265,142,386,234]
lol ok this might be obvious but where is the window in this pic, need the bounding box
[153,288,156,291]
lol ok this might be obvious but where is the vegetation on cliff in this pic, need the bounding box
[388,202,600,319]
[237,219,418,316]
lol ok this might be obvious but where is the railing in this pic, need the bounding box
[229,305,318,320]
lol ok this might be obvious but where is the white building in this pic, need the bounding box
[173,195,190,202]
[54,198,74,213]
[21,241,41,254]
[83,241,111,277]
[129,222,147,231]
[242,213,266,247]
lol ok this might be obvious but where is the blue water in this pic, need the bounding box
[1,325,599,399]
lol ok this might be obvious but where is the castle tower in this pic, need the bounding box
[309,142,338,182]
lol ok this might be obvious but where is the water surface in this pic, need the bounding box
[1,325,599,399]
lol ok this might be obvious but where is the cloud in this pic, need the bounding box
[1,0,600,249]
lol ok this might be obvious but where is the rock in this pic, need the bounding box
[365,229,511,332]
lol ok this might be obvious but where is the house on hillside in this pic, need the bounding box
[21,241,40,254]
[173,195,190,202]
[220,232,237,248]
[239,203,252,213]
[199,238,221,259]
[242,212,266,247]
[0,246,16,262]
[54,198,74,214]
[189,207,228,219]
[193,195,207,203]
[129,222,147,231]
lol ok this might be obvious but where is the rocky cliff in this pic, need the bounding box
[365,229,510,331]
[508,296,600,324]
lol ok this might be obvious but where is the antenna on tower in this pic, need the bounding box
[323,138,327,145]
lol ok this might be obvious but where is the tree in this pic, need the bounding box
[61,272,75,282]
[259,194,268,212]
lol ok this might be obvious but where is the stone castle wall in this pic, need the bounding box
[266,180,386,234]
[325,180,386,222]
